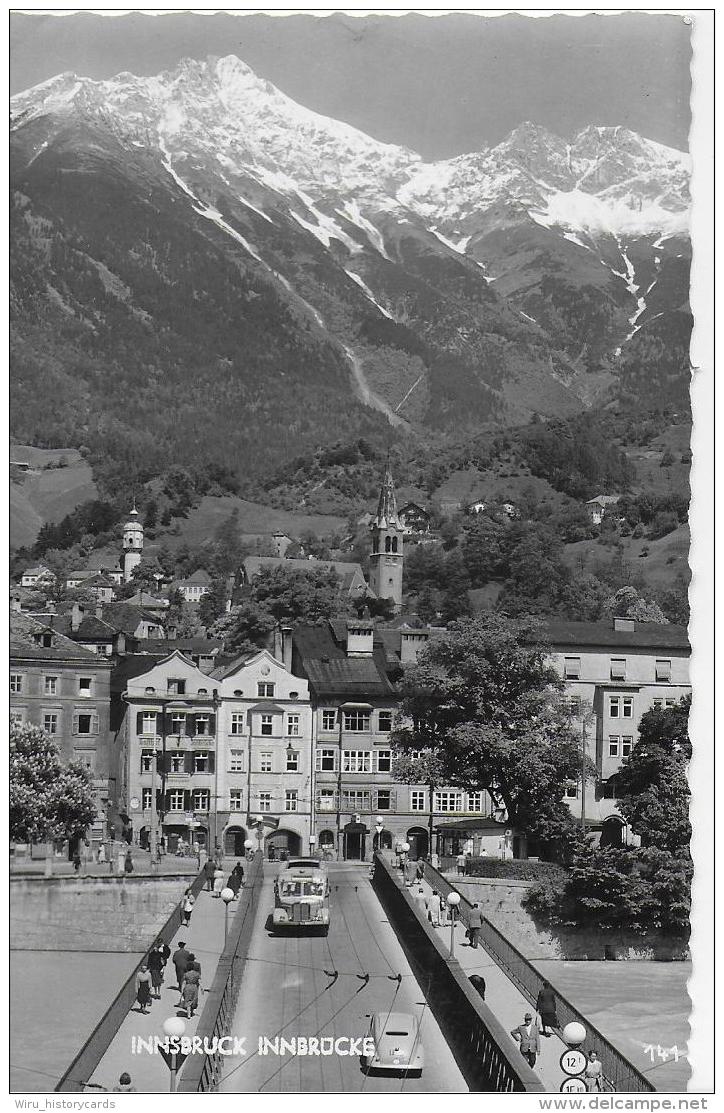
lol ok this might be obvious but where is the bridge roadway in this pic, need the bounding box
[219,862,468,1093]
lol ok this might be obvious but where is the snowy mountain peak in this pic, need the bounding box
[11,55,689,244]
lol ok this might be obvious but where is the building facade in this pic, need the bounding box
[214,645,313,857]
[292,618,496,861]
[10,611,115,847]
[120,651,221,853]
[540,617,691,848]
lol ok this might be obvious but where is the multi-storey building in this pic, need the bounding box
[292,617,499,861]
[539,617,691,850]
[10,610,115,849]
[116,643,313,857]
[119,651,221,853]
[214,641,313,857]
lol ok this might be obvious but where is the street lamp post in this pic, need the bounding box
[162,1015,186,1093]
[220,886,234,944]
[244,838,254,862]
[400,840,410,874]
[446,891,461,958]
[309,833,317,857]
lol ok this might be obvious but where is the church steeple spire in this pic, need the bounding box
[374,460,402,531]
[369,459,404,611]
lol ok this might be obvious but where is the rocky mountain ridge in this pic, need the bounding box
[10,56,691,499]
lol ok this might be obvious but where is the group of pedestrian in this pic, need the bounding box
[134,937,170,1014]
[172,940,202,1019]
[226,860,245,896]
[508,983,603,1091]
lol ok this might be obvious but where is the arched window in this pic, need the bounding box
[385,536,392,553]
[391,536,398,553]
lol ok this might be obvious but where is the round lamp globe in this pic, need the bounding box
[163,1016,187,1039]
[220,887,235,904]
[562,1022,587,1047]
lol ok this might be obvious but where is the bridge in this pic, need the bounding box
[55,853,654,1095]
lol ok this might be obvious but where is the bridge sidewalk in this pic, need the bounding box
[413,877,569,1093]
[85,885,235,1093]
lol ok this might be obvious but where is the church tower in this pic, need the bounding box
[122,503,144,583]
[369,463,404,610]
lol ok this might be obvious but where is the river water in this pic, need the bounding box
[10,878,188,1091]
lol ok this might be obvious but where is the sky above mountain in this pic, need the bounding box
[10,10,692,157]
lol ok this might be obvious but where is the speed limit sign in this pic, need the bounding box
[560,1048,587,1076]
[560,1077,587,1094]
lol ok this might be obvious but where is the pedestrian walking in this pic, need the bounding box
[469,974,486,1001]
[187,952,201,976]
[456,852,466,876]
[182,888,195,925]
[113,1073,137,1093]
[213,867,225,898]
[233,860,245,887]
[135,965,152,1014]
[413,885,428,918]
[98,844,106,864]
[148,945,165,999]
[72,850,82,874]
[536,980,559,1036]
[510,1012,540,1068]
[415,860,425,882]
[204,858,216,892]
[429,889,441,926]
[467,902,483,948]
[584,1051,603,1092]
[172,941,190,992]
[181,965,200,1019]
[124,850,134,875]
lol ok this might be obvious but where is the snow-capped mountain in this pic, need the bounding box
[12,57,689,242]
[10,56,691,480]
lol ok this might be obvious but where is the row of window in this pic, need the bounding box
[11,708,99,735]
[314,789,487,814]
[140,788,300,812]
[320,709,393,733]
[567,695,678,718]
[140,749,301,774]
[563,657,674,682]
[316,749,393,773]
[10,674,95,696]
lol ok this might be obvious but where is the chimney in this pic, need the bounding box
[273,625,283,662]
[116,632,126,655]
[95,603,103,620]
[71,601,83,632]
[46,601,56,615]
[613,617,635,633]
[346,618,374,657]
[11,596,21,612]
[400,627,430,665]
[280,624,293,672]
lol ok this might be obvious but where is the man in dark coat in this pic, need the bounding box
[204,858,216,892]
[172,941,190,992]
[467,902,483,948]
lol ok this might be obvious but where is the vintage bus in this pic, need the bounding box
[272,860,330,934]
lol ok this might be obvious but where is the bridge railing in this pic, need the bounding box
[56,867,207,1092]
[373,853,545,1093]
[421,860,656,1094]
[178,852,264,1092]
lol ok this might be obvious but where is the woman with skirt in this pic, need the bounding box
[182,965,200,1019]
[135,964,152,1014]
[147,945,165,1000]
[536,980,559,1037]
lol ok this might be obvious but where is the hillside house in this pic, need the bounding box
[466,499,487,515]
[177,569,212,603]
[21,564,54,588]
[585,494,620,526]
[398,502,431,534]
